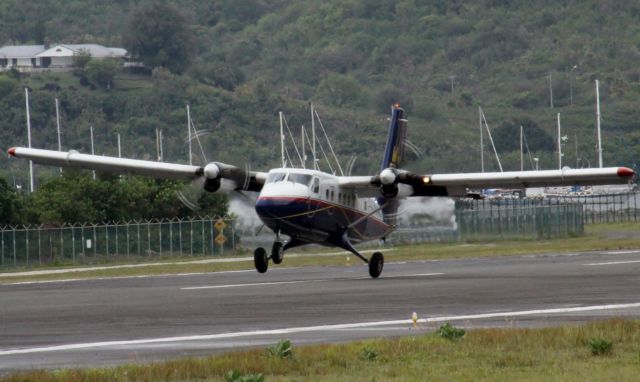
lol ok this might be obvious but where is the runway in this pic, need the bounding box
[1,248,640,372]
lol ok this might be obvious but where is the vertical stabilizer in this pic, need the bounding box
[380,105,407,170]
[379,105,407,229]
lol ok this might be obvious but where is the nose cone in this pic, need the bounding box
[255,183,310,220]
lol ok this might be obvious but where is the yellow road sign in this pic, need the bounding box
[214,219,227,231]
[215,233,227,245]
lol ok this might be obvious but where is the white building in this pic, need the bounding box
[0,44,127,72]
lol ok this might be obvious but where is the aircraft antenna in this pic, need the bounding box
[55,97,62,174]
[314,109,344,176]
[24,88,34,192]
[480,108,503,172]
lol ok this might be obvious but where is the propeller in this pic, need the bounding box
[372,167,441,199]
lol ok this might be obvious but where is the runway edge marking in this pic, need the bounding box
[2,302,640,356]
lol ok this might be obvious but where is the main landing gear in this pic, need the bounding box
[341,233,384,278]
[253,240,285,274]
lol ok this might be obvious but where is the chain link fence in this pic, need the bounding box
[1,192,638,268]
[0,217,242,268]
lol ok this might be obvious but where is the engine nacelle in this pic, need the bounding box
[204,177,221,192]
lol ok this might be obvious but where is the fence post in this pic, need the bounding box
[71,226,76,263]
[169,221,173,256]
[106,223,110,257]
[190,219,194,256]
[158,220,162,257]
[115,222,119,257]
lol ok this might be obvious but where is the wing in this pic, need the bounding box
[339,167,635,198]
[8,147,267,192]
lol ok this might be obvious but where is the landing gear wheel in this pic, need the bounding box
[368,252,384,278]
[271,241,284,264]
[254,247,268,273]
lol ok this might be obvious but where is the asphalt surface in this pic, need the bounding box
[1,248,640,372]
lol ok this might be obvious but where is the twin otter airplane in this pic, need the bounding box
[8,105,635,278]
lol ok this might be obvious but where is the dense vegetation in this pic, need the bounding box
[1,0,639,224]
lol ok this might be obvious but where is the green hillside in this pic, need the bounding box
[1,0,639,187]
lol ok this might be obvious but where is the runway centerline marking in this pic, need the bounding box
[183,273,446,289]
[181,280,328,290]
[2,302,639,356]
[584,260,640,266]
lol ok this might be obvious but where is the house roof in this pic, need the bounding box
[0,45,45,58]
[0,44,127,59]
[35,44,127,58]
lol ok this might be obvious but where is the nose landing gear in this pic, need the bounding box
[253,240,285,273]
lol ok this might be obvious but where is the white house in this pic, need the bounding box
[0,43,127,72]
[0,45,46,70]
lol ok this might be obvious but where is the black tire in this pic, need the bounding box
[368,252,384,278]
[254,247,268,273]
[271,241,284,264]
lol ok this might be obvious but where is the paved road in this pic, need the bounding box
[1,249,640,372]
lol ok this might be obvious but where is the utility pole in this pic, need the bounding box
[520,125,524,172]
[548,72,554,108]
[569,65,578,106]
[557,113,562,169]
[55,97,62,174]
[574,133,579,168]
[311,103,317,170]
[279,111,285,168]
[449,75,455,94]
[90,125,96,180]
[25,88,34,192]
[595,80,603,168]
[186,105,193,165]
[479,107,484,172]
[117,133,122,158]
[301,125,306,169]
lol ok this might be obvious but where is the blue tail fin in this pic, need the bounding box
[380,105,407,170]
[379,105,407,230]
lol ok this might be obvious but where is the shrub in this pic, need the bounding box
[437,323,466,341]
[267,339,293,359]
[588,338,613,356]
[225,370,265,382]
[359,346,379,361]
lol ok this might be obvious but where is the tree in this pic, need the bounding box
[124,3,194,74]
[0,177,21,224]
[85,59,119,89]
[72,50,92,70]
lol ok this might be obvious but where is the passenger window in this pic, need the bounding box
[331,190,334,201]
[325,189,329,199]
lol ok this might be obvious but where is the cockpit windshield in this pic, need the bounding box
[288,173,312,186]
[266,172,286,183]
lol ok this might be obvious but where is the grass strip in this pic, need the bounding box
[2,319,639,381]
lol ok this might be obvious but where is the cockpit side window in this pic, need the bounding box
[289,173,312,186]
[266,172,287,183]
[312,177,319,193]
